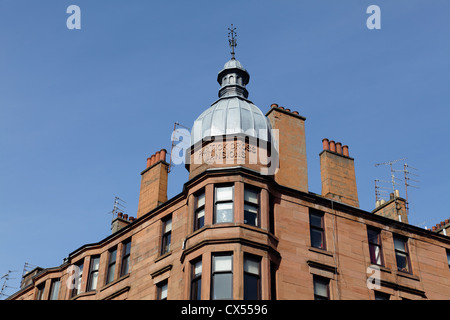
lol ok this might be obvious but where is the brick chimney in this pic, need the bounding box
[431,218,450,236]
[372,190,408,223]
[111,212,135,233]
[320,138,359,207]
[136,149,169,218]
[266,104,308,192]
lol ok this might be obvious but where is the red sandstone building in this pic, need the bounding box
[8,48,450,301]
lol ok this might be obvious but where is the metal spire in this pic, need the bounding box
[228,24,237,59]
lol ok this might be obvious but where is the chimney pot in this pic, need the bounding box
[342,145,349,157]
[160,149,167,162]
[279,106,284,110]
[322,138,330,151]
[285,108,291,112]
[146,157,151,168]
[123,214,128,220]
[432,226,436,231]
[293,111,299,115]
[336,142,342,154]
[117,212,123,218]
[445,219,449,224]
[271,103,278,108]
[155,151,160,163]
[129,216,135,222]
[329,140,336,152]
[150,154,156,166]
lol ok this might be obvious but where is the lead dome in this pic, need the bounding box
[190,58,272,146]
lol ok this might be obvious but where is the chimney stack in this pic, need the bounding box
[266,104,308,192]
[372,190,408,223]
[430,217,450,236]
[319,138,359,207]
[111,212,135,234]
[137,148,169,218]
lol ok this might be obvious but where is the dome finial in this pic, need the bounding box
[228,24,237,60]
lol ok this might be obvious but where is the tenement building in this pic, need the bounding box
[8,41,450,301]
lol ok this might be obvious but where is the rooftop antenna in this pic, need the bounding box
[169,121,190,173]
[375,158,407,193]
[0,270,18,299]
[402,163,420,215]
[375,158,407,222]
[107,196,126,221]
[374,179,390,202]
[228,24,237,59]
[388,162,420,215]
[22,262,37,278]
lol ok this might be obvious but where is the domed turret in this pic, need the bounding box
[187,26,277,179]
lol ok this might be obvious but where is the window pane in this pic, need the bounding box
[160,282,168,300]
[164,218,172,233]
[244,256,260,275]
[162,233,171,254]
[107,264,115,284]
[194,260,202,276]
[197,193,205,207]
[367,229,380,245]
[121,256,130,275]
[216,202,233,223]
[375,291,390,300]
[191,260,202,300]
[49,279,60,300]
[310,228,324,249]
[212,273,232,300]
[244,203,258,214]
[244,207,258,226]
[213,255,232,272]
[244,212,257,226]
[109,249,117,263]
[92,257,100,270]
[313,277,329,299]
[244,274,259,300]
[447,250,450,267]
[244,189,258,204]
[196,208,205,219]
[76,264,83,293]
[216,186,233,201]
[89,272,98,290]
[396,252,409,272]
[310,213,323,228]
[370,245,382,265]
[191,278,202,300]
[197,215,204,229]
[394,237,406,252]
[37,285,45,300]
[124,241,131,256]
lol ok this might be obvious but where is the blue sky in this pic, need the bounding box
[1,0,449,296]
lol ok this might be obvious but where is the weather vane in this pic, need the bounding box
[228,24,237,59]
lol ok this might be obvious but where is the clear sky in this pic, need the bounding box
[1,0,449,297]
